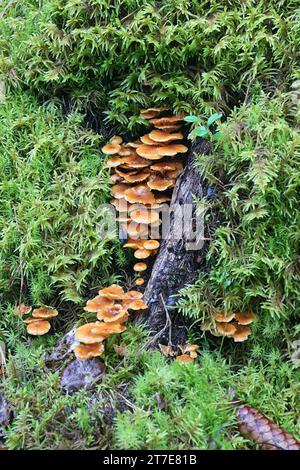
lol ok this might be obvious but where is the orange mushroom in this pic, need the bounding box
[157,144,188,157]
[102,143,121,155]
[140,134,159,146]
[74,343,105,360]
[134,248,151,259]
[215,312,235,323]
[125,299,147,310]
[149,115,185,126]
[27,320,51,336]
[32,307,58,319]
[135,278,145,286]
[176,354,193,363]
[130,208,159,224]
[235,312,255,325]
[148,130,183,143]
[216,322,237,337]
[136,145,165,160]
[84,295,114,313]
[124,184,156,205]
[98,284,125,300]
[75,322,108,344]
[16,304,32,316]
[147,176,175,191]
[133,262,147,272]
[97,307,128,323]
[233,324,252,342]
[143,240,160,250]
[110,136,123,145]
[111,183,130,199]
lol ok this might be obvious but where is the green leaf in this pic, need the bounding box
[184,115,201,123]
[207,113,223,127]
[194,126,209,137]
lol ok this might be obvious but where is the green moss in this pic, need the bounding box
[1,1,300,130]
[0,91,125,305]
[178,91,300,350]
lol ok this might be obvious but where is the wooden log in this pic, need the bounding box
[142,139,211,343]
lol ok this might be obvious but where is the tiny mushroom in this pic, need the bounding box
[134,248,151,259]
[134,262,147,272]
[135,278,145,286]
[102,143,121,155]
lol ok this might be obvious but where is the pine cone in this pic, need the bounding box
[237,405,300,450]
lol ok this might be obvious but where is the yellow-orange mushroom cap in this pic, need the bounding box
[133,262,147,272]
[124,299,147,311]
[214,312,235,323]
[157,144,188,156]
[110,136,123,145]
[75,322,108,344]
[136,145,165,160]
[235,312,255,325]
[149,115,185,126]
[122,172,150,183]
[102,143,121,155]
[74,343,104,360]
[147,176,175,191]
[135,278,145,286]
[97,306,128,323]
[149,130,183,143]
[216,322,236,337]
[98,284,125,300]
[32,307,58,319]
[140,134,159,145]
[233,324,252,342]
[27,320,51,336]
[130,208,159,224]
[123,290,143,301]
[84,295,114,313]
[134,248,151,259]
[124,185,156,205]
[111,183,130,199]
[16,304,32,316]
[143,240,160,250]
[123,239,145,250]
[176,354,193,363]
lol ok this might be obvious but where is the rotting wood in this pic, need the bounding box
[142,139,212,344]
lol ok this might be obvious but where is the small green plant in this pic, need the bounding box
[184,113,223,141]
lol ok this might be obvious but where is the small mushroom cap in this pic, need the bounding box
[123,239,145,250]
[157,144,188,156]
[124,185,156,205]
[140,134,159,145]
[27,320,51,336]
[93,320,127,336]
[75,322,108,344]
[179,343,199,353]
[154,195,171,204]
[111,198,129,212]
[147,176,175,191]
[126,140,142,148]
[149,130,183,143]
[106,156,125,168]
[136,145,165,160]
[235,312,255,325]
[150,161,181,173]
[140,108,166,119]
[121,172,150,183]
[97,308,128,323]
[216,322,237,337]
[123,290,143,301]
[135,278,145,286]
[149,115,185,126]
[155,124,181,131]
[134,248,151,259]
[32,307,58,319]
[122,155,151,168]
[190,351,198,359]
[122,222,148,238]
[84,295,114,313]
[124,299,147,310]
[16,304,32,316]
[215,312,235,323]
[119,147,133,157]
[111,183,130,199]
[102,143,121,155]
[74,343,104,360]
[233,324,252,342]
[143,240,160,250]
[130,208,159,224]
[110,136,123,145]
[176,354,194,363]
[133,262,147,272]
[98,284,125,300]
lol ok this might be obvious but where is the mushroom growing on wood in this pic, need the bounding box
[149,130,183,143]
[133,262,147,272]
[124,184,156,205]
[102,143,121,155]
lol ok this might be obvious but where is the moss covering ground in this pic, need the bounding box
[0,0,299,450]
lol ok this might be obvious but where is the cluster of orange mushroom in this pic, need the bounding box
[17,304,59,336]
[159,342,199,363]
[74,284,147,360]
[209,311,255,342]
[102,108,188,285]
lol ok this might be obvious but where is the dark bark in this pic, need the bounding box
[142,139,211,344]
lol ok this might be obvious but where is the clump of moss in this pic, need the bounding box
[178,91,300,350]
[0,91,125,306]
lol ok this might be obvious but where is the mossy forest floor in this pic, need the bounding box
[0,1,299,450]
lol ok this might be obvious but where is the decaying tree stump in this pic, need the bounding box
[142,139,211,344]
